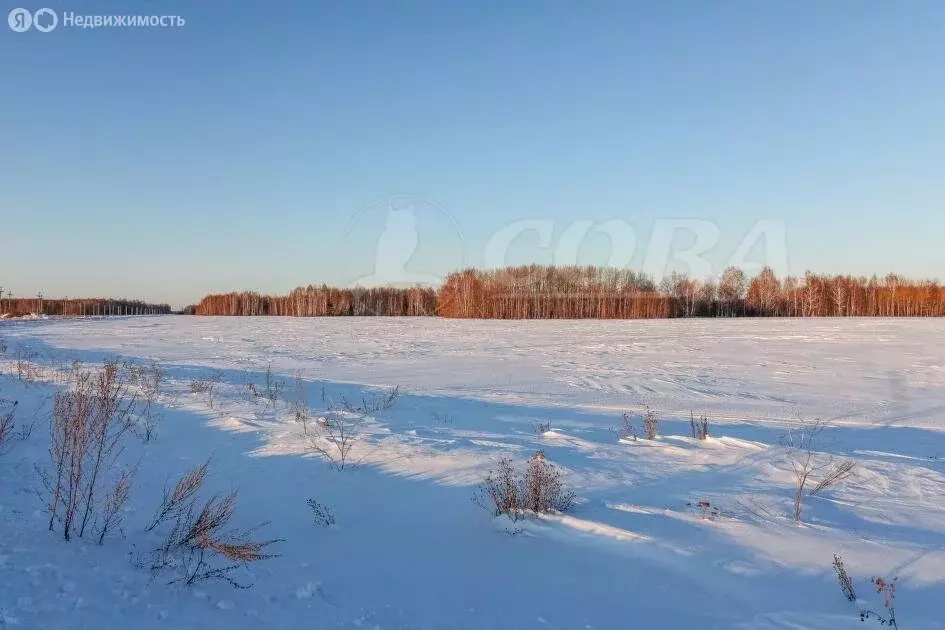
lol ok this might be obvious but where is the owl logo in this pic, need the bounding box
[348,199,457,288]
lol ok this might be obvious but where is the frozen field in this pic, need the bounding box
[2,316,945,629]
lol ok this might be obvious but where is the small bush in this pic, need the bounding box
[690,411,709,440]
[97,467,134,544]
[148,458,211,532]
[0,398,18,454]
[786,419,856,522]
[431,411,452,425]
[686,498,721,520]
[291,374,310,433]
[307,385,400,470]
[833,554,856,602]
[129,360,165,442]
[306,499,336,527]
[481,457,521,519]
[262,363,284,408]
[334,385,400,416]
[39,361,138,541]
[477,450,574,520]
[522,450,575,513]
[642,406,660,439]
[531,420,551,436]
[146,462,279,588]
[832,554,899,628]
[190,370,223,409]
[190,380,211,394]
[615,412,636,441]
[308,411,361,470]
[14,347,39,381]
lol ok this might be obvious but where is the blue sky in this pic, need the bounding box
[2,1,944,307]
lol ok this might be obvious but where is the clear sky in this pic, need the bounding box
[2,1,944,308]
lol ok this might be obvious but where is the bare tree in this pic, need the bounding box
[719,266,747,316]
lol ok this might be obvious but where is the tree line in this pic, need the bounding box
[191,266,945,319]
[193,285,437,317]
[0,291,171,317]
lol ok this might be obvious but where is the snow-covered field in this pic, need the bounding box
[1,316,944,629]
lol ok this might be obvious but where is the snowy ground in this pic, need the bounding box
[1,316,944,629]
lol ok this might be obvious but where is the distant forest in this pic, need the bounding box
[191,266,945,319]
[0,293,172,317]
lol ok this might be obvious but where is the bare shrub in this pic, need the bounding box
[832,554,899,628]
[190,380,211,394]
[833,553,856,602]
[16,418,34,442]
[309,411,362,471]
[809,459,856,496]
[335,385,399,416]
[476,451,574,520]
[864,576,898,628]
[307,385,400,470]
[97,467,134,544]
[0,337,6,355]
[690,411,709,440]
[291,373,310,433]
[530,419,551,436]
[305,499,336,527]
[642,406,660,439]
[146,473,279,588]
[0,398,18,454]
[784,419,855,522]
[431,411,452,425]
[148,458,211,531]
[127,360,165,442]
[15,346,39,381]
[190,370,223,409]
[39,361,138,541]
[479,456,522,520]
[686,498,722,520]
[522,450,575,513]
[616,412,636,441]
[262,363,284,408]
